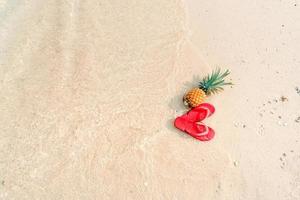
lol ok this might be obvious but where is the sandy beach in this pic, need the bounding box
[1,0,300,199]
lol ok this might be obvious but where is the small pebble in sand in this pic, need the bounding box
[258,125,264,135]
[283,153,286,157]
[278,116,282,119]
[290,150,294,153]
[243,125,246,128]
[280,96,288,102]
[233,161,238,167]
[280,157,283,161]
[295,117,300,123]
[277,121,287,126]
[296,87,300,95]
[234,122,245,128]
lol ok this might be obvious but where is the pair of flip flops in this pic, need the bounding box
[174,103,215,141]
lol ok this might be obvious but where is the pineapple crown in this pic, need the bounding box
[199,68,233,95]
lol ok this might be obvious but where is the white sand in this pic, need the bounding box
[185,0,300,199]
[0,0,300,199]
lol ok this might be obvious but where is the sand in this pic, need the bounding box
[0,0,300,199]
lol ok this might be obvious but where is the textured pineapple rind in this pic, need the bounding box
[183,88,206,108]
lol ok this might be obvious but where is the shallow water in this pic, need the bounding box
[0,0,228,199]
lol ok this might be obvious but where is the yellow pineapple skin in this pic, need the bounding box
[183,88,206,108]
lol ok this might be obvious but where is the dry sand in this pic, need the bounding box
[0,0,300,199]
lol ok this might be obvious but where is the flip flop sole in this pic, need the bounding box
[174,114,188,131]
[194,127,215,141]
[193,103,215,117]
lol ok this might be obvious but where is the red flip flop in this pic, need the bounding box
[174,103,215,141]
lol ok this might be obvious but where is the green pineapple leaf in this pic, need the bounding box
[199,68,233,95]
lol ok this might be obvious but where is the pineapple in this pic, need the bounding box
[183,68,232,108]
